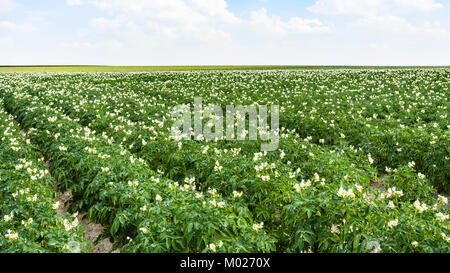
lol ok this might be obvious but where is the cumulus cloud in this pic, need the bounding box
[308,0,447,39]
[91,15,131,29]
[188,0,241,24]
[87,1,335,43]
[250,8,332,36]
[308,0,389,16]
[147,22,178,39]
[67,0,82,6]
[61,39,123,50]
[88,0,113,11]
[184,24,233,43]
[308,0,443,16]
[395,0,443,11]
[368,42,391,50]
[356,14,415,32]
[90,0,217,24]
[355,14,449,39]
[0,36,14,47]
[90,15,157,46]
[0,21,36,32]
[0,0,19,13]
[88,0,240,43]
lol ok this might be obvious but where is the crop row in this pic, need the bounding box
[4,73,448,252]
[0,88,276,253]
[0,98,88,252]
[18,70,448,190]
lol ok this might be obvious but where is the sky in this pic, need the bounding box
[0,0,449,65]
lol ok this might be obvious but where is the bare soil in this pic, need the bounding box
[369,173,387,192]
[19,127,120,253]
[56,189,120,253]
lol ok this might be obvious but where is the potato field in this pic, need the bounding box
[0,68,449,253]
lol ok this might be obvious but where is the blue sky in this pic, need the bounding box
[0,0,449,65]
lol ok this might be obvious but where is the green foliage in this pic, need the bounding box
[0,99,88,252]
[0,69,448,253]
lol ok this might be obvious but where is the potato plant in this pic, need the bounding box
[0,69,448,253]
[0,99,88,253]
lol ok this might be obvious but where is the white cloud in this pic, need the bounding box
[147,22,178,39]
[91,16,130,29]
[368,42,391,49]
[97,39,123,49]
[61,41,93,48]
[307,0,389,16]
[89,0,206,24]
[88,0,113,11]
[67,0,82,6]
[356,15,416,33]
[0,21,36,32]
[307,0,443,16]
[183,24,232,43]
[88,0,240,43]
[25,10,50,23]
[61,39,123,50]
[394,0,443,11]
[90,16,155,45]
[189,0,241,24]
[0,0,19,13]
[308,0,448,40]
[0,36,13,47]
[355,14,449,39]
[250,8,332,36]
